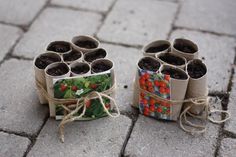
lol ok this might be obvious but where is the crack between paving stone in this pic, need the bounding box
[49,4,104,15]
[120,114,139,157]
[166,0,182,40]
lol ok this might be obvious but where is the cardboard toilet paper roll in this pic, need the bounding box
[71,35,100,53]
[62,48,83,64]
[83,48,107,64]
[45,62,71,117]
[142,40,171,57]
[185,59,208,115]
[155,52,187,70]
[33,52,62,104]
[70,61,91,77]
[171,38,198,61]
[160,65,189,120]
[132,56,161,108]
[46,41,72,55]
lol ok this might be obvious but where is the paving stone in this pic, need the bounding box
[218,138,236,157]
[224,70,236,134]
[125,97,221,157]
[175,0,236,36]
[101,43,142,112]
[0,0,47,26]
[51,0,115,12]
[27,115,131,157]
[0,132,30,157]
[13,7,102,58]
[170,29,235,93]
[97,0,178,46]
[0,24,22,61]
[0,59,48,135]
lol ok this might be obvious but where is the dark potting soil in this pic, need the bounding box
[92,62,112,73]
[71,64,90,74]
[47,42,71,53]
[75,40,97,49]
[46,64,69,76]
[174,42,197,54]
[162,68,188,80]
[35,55,60,69]
[63,50,82,62]
[159,53,185,66]
[187,62,206,79]
[138,58,160,72]
[84,49,106,62]
[146,44,169,53]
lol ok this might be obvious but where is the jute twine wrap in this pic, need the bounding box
[35,79,120,143]
[139,87,230,134]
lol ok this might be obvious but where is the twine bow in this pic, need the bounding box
[35,79,120,143]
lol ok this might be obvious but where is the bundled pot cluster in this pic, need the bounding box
[133,38,208,121]
[33,35,114,117]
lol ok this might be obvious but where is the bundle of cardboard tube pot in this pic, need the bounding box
[133,38,230,133]
[33,35,120,142]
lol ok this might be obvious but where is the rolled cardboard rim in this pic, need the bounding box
[142,40,171,57]
[83,48,107,63]
[34,52,62,70]
[62,48,83,64]
[160,64,189,81]
[70,61,91,76]
[155,52,187,69]
[91,58,114,74]
[186,59,207,80]
[71,35,100,53]
[46,41,72,55]
[171,38,198,61]
[137,56,161,73]
[45,62,71,78]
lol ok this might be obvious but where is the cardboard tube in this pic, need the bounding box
[132,57,161,108]
[45,62,71,117]
[33,52,62,104]
[160,65,189,120]
[83,48,107,64]
[142,40,171,57]
[71,35,100,54]
[155,52,187,70]
[171,38,198,61]
[185,59,208,115]
[70,61,91,77]
[62,48,83,64]
[46,41,72,55]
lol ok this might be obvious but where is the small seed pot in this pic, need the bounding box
[46,41,72,55]
[171,38,198,61]
[142,40,171,57]
[155,52,187,69]
[83,48,107,64]
[34,52,62,104]
[45,62,71,117]
[71,35,100,53]
[70,61,91,77]
[62,48,83,64]
[132,56,161,108]
[184,59,208,115]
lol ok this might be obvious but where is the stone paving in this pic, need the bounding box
[0,0,236,157]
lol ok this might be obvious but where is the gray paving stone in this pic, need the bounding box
[0,0,47,26]
[27,115,131,157]
[219,138,236,157]
[125,97,221,157]
[97,0,178,46]
[0,59,48,135]
[51,0,115,12]
[175,0,236,36]
[0,132,30,157]
[170,29,235,93]
[101,43,142,112]
[13,7,102,58]
[0,24,22,61]
[224,70,236,134]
